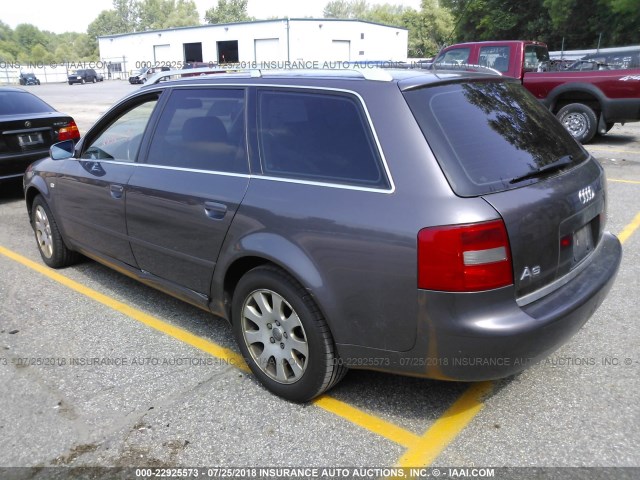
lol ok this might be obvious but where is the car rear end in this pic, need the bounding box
[0,89,80,181]
[398,73,621,380]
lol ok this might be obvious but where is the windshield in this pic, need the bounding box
[403,80,587,197]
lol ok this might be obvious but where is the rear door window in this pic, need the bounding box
[257,89,389,189]
[403,80,586,197]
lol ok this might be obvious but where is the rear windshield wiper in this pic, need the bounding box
[509,155,574,184]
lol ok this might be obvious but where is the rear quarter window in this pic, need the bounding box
[257,89,389,189]
[403,80,586,197]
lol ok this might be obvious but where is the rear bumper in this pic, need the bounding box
[1,150,49,180]
[336,232,621,380]
[603,98,640,123]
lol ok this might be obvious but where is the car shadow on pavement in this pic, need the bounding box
[0,178,24,204]
[60,257,513,431]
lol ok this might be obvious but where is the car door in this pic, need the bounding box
[54,93,161,266]
[126,87,250,295]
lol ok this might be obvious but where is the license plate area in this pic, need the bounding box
[573,222,594,264]
[18,132,44,147]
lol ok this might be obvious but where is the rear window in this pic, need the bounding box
[403,80,586,197]
[0,90,52,115]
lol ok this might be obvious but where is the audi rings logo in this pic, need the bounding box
[578,186,595,204]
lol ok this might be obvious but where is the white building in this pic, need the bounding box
[98,18,408,77]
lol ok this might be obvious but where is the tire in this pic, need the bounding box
[31,196,79,268]
[232,266,347,402]
[556,103,597,144]
[81,78,86,84]
[68,82,73,85]
[92,77,96,83]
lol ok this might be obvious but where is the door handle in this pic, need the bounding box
[204,201,228,220]
[110,184,124,199]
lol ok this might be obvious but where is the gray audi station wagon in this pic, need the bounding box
[23,68,622,402]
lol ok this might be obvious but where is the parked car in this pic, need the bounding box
[433,40,640,143]
[129,66,170,84]
[0,87,80,182]
[68,68,99,85]
[19,72,41,86]
[23,69,621,402]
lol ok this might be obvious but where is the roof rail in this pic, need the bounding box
[144,65,397,85]
[352,67,394,81]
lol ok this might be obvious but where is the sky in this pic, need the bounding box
[2,0,423,34]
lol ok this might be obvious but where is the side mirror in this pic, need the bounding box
[50,140,75,160]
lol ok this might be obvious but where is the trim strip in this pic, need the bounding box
[118,82,396,193]
[516,237,602,307]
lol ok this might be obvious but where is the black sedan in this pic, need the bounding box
[0,87,80,182]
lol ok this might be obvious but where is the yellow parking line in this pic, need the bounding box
[314,395,419,448]
[619,212,640,244]
[393,382,493,470]
[0,244,250,371]
[390,211,640,471]
[0,244,418,448]
[3,204,639,461]
[608,178,640,185]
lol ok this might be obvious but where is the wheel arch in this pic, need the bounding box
[24,180,50,217]
[212,233,326,326]
[546,83,606,116]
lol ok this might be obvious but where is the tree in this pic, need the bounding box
[137,0,199,30]
[205,0,252,24]
[322,0,454,57]
[164,0,201,28]
[403,0,454,57]
[324,0,368,19]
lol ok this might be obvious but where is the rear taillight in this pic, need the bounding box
[58,121,80,141]
[418,219,513,292]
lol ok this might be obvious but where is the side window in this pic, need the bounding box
[146,88,247,174]
[82,97,158,162]
[524,45,550,72]
[479,46,511,72]
[435,48,471,66]
[257,90,388,188]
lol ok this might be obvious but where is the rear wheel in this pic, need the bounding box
[232,266,346,402]
[31,195,79,268]
[556,103,597,144]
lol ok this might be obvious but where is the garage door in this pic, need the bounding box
[154,44,171,63]
[254,38,280,62]
[331,40,351,61]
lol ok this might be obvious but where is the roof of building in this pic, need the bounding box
[99,18,408,40]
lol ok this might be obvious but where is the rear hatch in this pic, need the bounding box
[402,77,605,302]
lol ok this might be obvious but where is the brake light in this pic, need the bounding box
[58,121,80,141]
[418,220,513,292]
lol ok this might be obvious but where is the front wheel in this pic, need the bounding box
[31,196,79,268]
[556,103,597,144]
[232,266,346,402]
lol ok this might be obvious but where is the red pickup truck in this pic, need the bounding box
[433,40,640,143]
